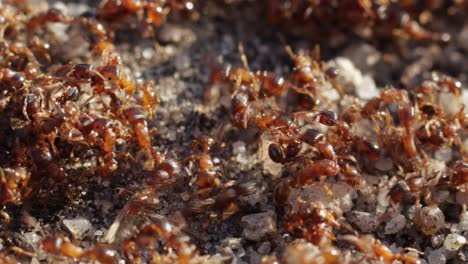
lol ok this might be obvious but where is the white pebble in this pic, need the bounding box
[459,211,468,232]
[283,241,322,264]
[433,148,452,162]
[142,48,154,60]
[439,92,463,117]
[63,218,92,239]
[444,234,466,251]
[233,141,246,155]
[327,57,378,100]
[376,188,390,214]
[320,85,340,102]
[356,75,379,100]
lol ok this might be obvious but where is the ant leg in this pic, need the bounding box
[312,176,333,198]
[47,133,59,156]
[0,210,11,224]
[8,246,36,258]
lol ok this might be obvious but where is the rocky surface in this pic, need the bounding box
[0,1,467,263]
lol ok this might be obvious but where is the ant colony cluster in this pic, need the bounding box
[0,1,467,264]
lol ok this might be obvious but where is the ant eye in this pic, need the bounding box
[31,146,53,166]
[268,143,285,164]
[325,67,339,79]
[8,73,25,90]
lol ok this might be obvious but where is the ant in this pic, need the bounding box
[183,180,256,220]
[79,116,119,175]
[0,167,30,206]
[228,44,292,129]
[97,0,196,52]
[0,68,26,92]
[26,8,73,29]
[291,113,374,189]
[284,200,340,245]
[451,161,467,187]
[343,235,422,264]
[266,1,449,42]
[29,140,66,182]
[122,214,198,264]
[187,135,222,195]
[42,235,116,264]
[352,88,417,160]
[123,107,161,166]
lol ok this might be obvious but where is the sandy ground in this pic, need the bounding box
[1,1,467,263]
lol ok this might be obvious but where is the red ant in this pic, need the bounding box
[42,235,116,264]
[343,235,422,264]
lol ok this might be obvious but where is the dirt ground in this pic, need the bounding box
[1,1,467,263]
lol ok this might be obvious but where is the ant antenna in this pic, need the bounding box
[238,43,250,71]
[277,33,295,59]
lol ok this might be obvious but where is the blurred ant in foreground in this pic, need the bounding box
[343,235,422,264]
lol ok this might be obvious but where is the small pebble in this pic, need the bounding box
[428,247,447,264]
[434,148,453,162]
[432,234,445,248]
[175,54,191,70]
[385,214,406,234]
[63,218,92,239]
[233,141,246,155]
[375,158,393,171]
[327,57,379,100]
[158,24,186,44]
[257,242,271,255]
[283,242,321,264]
[458,25,468,53]
[444,234,467,251]
[414,206,445,235]
[459,212,468,232]
[142,48,154,60]
[241,211,277,241]
[348,211,380,233]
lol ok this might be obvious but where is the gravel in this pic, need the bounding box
[384,214,406,235]
[348,211,380,233]
[1,1,467,263]
[62,218,93,240]
[444,234,467,251]
[241,211,277,241]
